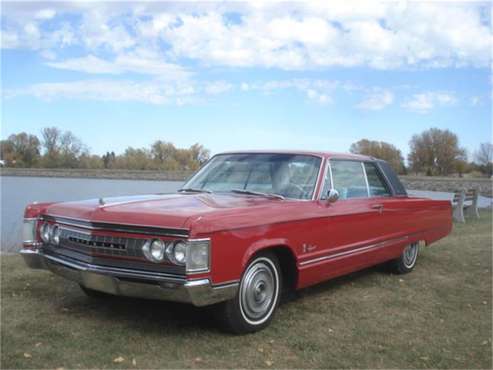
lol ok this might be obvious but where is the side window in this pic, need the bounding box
[330,160,368,200]
[364,163,391,197]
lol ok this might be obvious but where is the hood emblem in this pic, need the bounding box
[99,197,105,206]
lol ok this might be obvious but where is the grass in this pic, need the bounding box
[1,212,492,369]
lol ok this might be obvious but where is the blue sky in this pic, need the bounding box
[1,1,491,160]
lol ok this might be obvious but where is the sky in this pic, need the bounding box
[1,1,491,161]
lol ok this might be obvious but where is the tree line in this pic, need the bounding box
[0,126,491,177]
[350,128,492,177]
[0,127,210,171]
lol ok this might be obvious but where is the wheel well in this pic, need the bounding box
[256,246,298,294]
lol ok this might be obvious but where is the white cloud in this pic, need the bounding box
[402,91,457,113]
[35,9,56,21]
[47,52,190,80]
[1,2,490,70]
[4,79,236,105]
[204,81,233,95]
[357,89,394,110]
[239,79,337,104]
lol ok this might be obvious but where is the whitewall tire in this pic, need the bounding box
[214,252,282,334]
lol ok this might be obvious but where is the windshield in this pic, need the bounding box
[182,153,322,200]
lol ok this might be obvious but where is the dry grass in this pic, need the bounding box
[1,211,492,369]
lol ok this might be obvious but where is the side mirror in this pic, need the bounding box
[327,188,339,203]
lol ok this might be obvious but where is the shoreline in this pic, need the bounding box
[1,167,492,196]
[0,167,192,182]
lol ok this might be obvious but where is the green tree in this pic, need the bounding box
[116,147,153,170]
[0,140,15,166]
[1,133,41,167]
[408,128,465,176]
[349,139,405,174]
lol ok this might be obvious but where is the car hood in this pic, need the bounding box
[44,193,307,235]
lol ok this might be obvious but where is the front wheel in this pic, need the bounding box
[214,252,282,334]
[390,242,419,274]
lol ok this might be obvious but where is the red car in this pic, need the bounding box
[21,151,452,333]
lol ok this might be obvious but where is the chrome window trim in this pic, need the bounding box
[312,157,326,201]
[361,162,371,197]
[318,159,333,200]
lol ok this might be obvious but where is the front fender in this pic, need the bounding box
[241,238,296,269]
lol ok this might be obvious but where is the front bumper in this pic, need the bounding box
[20,249,238,307]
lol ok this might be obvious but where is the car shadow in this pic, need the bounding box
[41,263,391,334]
[283,263,389,303]
[56,287,223,335]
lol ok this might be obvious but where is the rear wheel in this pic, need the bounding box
[390,242,419,274]
[215,252,282,334]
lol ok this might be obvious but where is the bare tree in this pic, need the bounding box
[41,127,61,157]
[474,143,493,176]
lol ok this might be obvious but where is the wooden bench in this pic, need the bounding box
[452,189,480,223]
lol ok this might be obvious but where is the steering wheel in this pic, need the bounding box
[283,183,306,199]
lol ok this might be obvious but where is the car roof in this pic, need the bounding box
[217,150,374,161]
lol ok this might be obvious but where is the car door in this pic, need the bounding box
[298,159,390,286]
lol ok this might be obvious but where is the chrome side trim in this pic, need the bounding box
[299,236,409,267]
[42,214,189,238]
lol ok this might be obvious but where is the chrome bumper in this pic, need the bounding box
[20,249,238,307]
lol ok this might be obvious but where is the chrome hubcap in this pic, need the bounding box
[240,261,277,322]
[403,243,418,268]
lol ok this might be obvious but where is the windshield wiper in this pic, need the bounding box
[231,189,285,200]
[178,188,213,194]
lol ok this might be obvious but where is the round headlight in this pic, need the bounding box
[40,223,51,244]
[51,225,61,246]
[173,241,187,265]
[142,239,166,263]
[150,239,165,261]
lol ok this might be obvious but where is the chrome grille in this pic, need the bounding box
[59,228,146,258]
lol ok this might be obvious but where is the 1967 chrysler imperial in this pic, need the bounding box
[21,151,452,333]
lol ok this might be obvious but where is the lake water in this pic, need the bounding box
[1,176,182,253]
[1,176,491,253]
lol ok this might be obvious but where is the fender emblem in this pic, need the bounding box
[302,243,317,253]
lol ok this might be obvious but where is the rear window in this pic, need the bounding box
[364,162,391,197]
[376,160,407,196]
